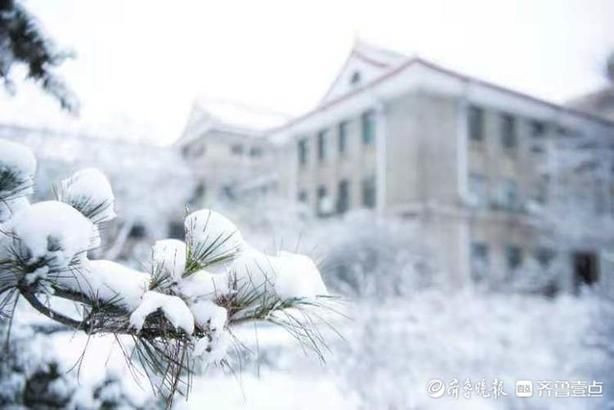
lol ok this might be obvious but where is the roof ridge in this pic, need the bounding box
[274,56,614,132]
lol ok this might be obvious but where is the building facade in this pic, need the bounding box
[269,41,614,293]
[177,98,288,205]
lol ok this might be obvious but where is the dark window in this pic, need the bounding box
[231,144,244,155]
[129,223,147,239]
[505,246,523,271]
[222,185,235,200]
[317,130,327,161]
[189,182,206,206]
[298,190,308,203]
[168,222,184,240]
[535,247,555,268]
[501,178,519,210]
[249,147,262,157]
[350,71,361,85]
[361,110,375,145]
[338,121,348,155]
[468,105,484,142]
[298,138,308,167]
[362,176,376,208]
[337,179,350,214]
[501,113,517,149]
[573,252,599,291]
[531,120,546,138]
[535,175,548,204]
[470,242,489,281]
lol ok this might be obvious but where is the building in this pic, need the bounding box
[268,41,614,293]
[176,98,288,206]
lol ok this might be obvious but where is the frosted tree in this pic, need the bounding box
[0,0,78,111]
[0,139,333,405]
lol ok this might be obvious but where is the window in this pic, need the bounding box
[183,142,205,158]
[317,130,327,161]
[505,246,523,271]
[468,173,488,207]
[500,113,517,149]
[231,144,244,155]
[129,223,147,239]
[249,147,262,158]
[298,190,308,203]
[531,120,546,138]
[338,121,348,155]
[167,222,183,240]
[337,179,350,214]
[470,242,489,281]
[362,176,376,208]
[350,71,361,85]
[500,178,518,210]
[535,247,555,268]
[468,105,484,142]
[534,175,548,204]
[298,138,308,167]
[361,110,375,145]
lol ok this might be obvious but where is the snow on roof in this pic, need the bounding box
[274,56,614,137]
[176,97,291,145]
[318,39,408,106]
[352,39,407,68]
[194,97,290,133]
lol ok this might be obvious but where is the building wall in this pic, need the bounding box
[276,86,614,293]
[181,129,273,204]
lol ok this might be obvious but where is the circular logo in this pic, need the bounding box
[426,379,446,399]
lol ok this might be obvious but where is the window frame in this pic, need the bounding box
[361,110,376,146]
[500,113,517,150]
[468,105,484,142]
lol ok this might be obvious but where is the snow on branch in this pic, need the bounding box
[0,139,336,406]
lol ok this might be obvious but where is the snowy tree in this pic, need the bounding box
[0,139,333,406]
[0,0,78,112]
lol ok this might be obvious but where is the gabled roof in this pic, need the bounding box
[176,98,290,145]
[318,39,407,105]
[272,55,614,137]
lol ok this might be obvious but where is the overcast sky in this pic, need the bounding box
[1,0,613,145]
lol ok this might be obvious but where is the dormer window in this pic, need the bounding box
[350,71,361,86]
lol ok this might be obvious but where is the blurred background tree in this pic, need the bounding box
[607,51,614,85]
[0,0,78,112]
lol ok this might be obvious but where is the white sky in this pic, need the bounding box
[1,0,613,145]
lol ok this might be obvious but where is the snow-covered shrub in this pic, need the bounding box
[0,317,162,410]
[312,211,435,297]
[332,290,614,410]
[0,139,334,406]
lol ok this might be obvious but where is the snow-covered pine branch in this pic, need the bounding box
[0,139,334,405]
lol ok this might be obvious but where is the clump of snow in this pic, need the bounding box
[230,246,277,294]
[178,270,231,302]
[7,201,99,271]
[230,247,327,299]
[152,239,186,281]
[185,209,245,272]
[190,300,227,331]
[129,291,194,335]
[58,168,116,223]
[0,139,37,194]
[55,259,150,311]
[272,251,327,299]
